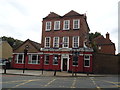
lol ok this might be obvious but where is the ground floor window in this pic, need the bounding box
[84,55,90,67]
[44,55,49,65]
[72,56,78,66]
[53,55,58,65]
[15,54,24,64]
[28,54,40,64]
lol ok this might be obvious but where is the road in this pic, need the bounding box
[1,74,120,89]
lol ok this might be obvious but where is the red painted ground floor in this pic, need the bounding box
[12,50,93,73]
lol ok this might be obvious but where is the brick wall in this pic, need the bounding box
[41,12,89,48]
[93,53,120,74]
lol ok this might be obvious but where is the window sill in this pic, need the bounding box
[28,63,40,64]
[53,64,58,65]
[73,28,80,30]
[45,30,51,32]
[63,29,70,30]
[72,65,78,67]
[84,66,90,67]
[54,29,60,31]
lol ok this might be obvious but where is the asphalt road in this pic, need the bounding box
[1,74,120,89]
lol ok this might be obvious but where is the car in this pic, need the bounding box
[0,58,11,69]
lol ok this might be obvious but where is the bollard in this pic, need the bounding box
[42,69,43,75]
[54,70,56,76]
[4,65,6,74]
[72,69,74,76]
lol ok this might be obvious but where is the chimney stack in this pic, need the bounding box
[106,32,110,40]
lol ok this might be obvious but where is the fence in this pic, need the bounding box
[92,53,120,74]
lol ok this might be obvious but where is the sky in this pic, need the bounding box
[0,0,119,53]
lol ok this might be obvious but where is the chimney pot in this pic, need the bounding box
[106,32,110,39]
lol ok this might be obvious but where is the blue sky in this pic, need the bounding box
[0,0,119,53]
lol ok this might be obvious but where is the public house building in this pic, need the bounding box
[12,10,93,73]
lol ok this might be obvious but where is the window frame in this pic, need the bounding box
[53,37,59,48]
[54,21,60,30]
[45,37,51,48]
[84,55,90,67]
[72,36,79,48]
[15,54,24,64]
[73,19,80,29]
[72,55,78,66]
[63,20,70,30]
[62,37,69,48]
[44,55,49,65]
[45,21,52,31]
[53,55,59,65]
[28,54,40,64]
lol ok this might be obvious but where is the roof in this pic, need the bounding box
[29,39,41,51]
[13,39,41,52]
[63,10,84,17]
[92,35,114,45]
[44,10,84,19]
[44,12,61,19]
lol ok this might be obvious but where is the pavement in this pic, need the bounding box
[0,69,119,77]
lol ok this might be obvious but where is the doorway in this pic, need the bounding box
[62,58,67,71]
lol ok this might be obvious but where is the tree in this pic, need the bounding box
[1,36,23,49]
[89,32,101,52]
[89,32,101,41]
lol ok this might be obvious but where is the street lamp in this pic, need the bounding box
[23,45,29,73]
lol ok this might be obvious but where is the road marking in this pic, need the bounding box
[12,80,32,88]
[90,77,101,90]
[10,79,41,88]
[96,79,119,88]
[1,79,41,84]
[44,78,56,87]
[71,78,77,88]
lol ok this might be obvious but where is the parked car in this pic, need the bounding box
[0,58,11,69]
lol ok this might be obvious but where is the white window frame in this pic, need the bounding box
[53,55,59,65]
[84,55,90,67]
[28,54,40,64]
[53,37,59,48]
[15,54,24,64]
[45,37,51,48]
[44,55,49,65]
[54,21,60,30]
[46,21,51,31]
[62,37,69,48]
[73,19,80,29]
[63,20,70,30]
[72,36,79,48]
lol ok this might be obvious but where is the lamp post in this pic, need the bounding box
[23,45,29,73]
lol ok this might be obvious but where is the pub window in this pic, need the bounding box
[84,55,90,67]
[63,37,69,48]
[16,54,24,64]
[28,54,40,64]
[44,55,49,64]
[72,56,78,66]
[73,19,80,29]
[73,36,79,48]
[53,55,58,65]
[53,37,59,48]
[46,21,51,31]
[54,21,60,30]
[45,37,51,48]
[63,20,70,30]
